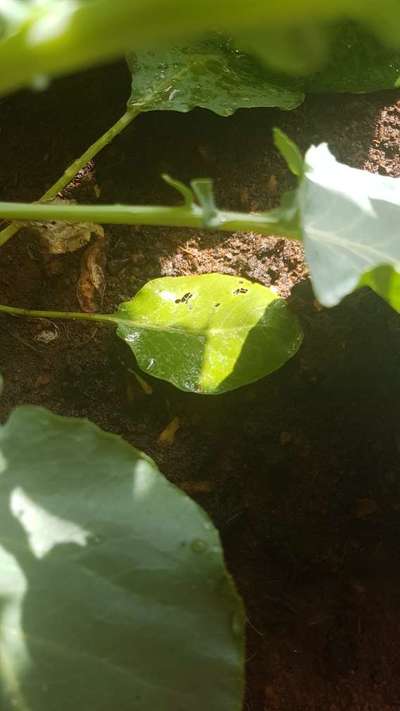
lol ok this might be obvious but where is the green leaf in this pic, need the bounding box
[127,35,304,116]
[127,24,400,131]
[244,21,400,90]
[273,128,304,177]
[0,406,244,711]
[3,0,400,97]
[116,273,303,394]
[359,265,400,311]
[305,22,400,92]
[299,143,400,309]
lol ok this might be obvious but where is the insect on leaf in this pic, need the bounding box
[115,273,303,394]
[0,406,245,711]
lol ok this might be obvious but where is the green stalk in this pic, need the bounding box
[0,200,301,239]
[0,303,116,325]
[0,302,224,336]
[0,107,141,247]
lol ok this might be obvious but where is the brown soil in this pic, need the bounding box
[1,61,400,710]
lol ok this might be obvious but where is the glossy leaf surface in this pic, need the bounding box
[116,274,303,394]
[127,25,400,124]
[127,36,303,115]
[0,407,244,711]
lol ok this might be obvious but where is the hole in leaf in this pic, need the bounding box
[175,292,193,304]
[233,288,248,295]
[214,303,221,308]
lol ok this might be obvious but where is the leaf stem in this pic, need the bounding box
[0,302,220,336]
[0,201,301,239]
[0,303,116,325]
[0,107,141,247]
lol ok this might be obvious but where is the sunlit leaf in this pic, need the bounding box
[299,142,400,309]
[116,273,303,394]
[0,406,244,711]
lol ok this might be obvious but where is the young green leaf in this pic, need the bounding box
[116,273,303,394]
[299,143,400,309]
[127,36,304,116]
[0,406,244,711]
[273,128,304,177]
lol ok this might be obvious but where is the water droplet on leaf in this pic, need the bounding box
[191,538,208,553]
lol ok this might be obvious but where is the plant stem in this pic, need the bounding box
[0,301,224,336]
[0,107,141,248]
[0,201,301,239]
[0,303,116,325]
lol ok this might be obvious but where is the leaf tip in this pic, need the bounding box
[273,127,304,178]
